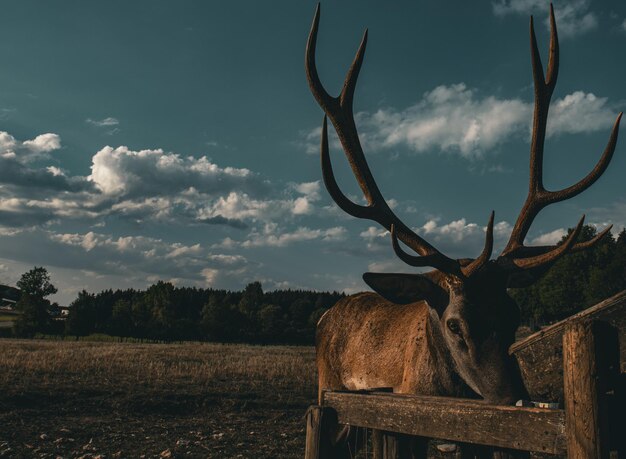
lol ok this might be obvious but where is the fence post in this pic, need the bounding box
[370,432,427,459]
[563,320,617,459]
[304,405,338,459]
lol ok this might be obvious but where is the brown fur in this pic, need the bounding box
[316,292,469,403]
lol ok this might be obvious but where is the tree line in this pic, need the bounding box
[12,272,343,344]
[9,225,626,342]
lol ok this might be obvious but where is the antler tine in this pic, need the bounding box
[501,4,621,266]
[572,224,613,251]
[390,224,447,268]
[305,4,335,112]
[307,6,463,275]
[548,113,622,203]
[340,28,367,112]
[511,215,585,270]
[506,224,613,258]
[320,116,371,219]
[461,211,495,277]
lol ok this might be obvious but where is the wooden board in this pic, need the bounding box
[322,391,566,455]
[510,290,626,403]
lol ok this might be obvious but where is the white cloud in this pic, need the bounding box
[0,131,62,163]
[0,130,351,256]
[86,117,119,127]
[40,229,250,285]
[301,126,323,155]
[292,197,313,215]
[293,181,321,200]
[0,132,17,154]
[166,243,202,259]
[22,133,61,153]
[241,223,347,248]
[306,84,618,158]
[529,228,567,245]
[547,92,615,134]
[88,145,259,197]
[492,0,597,38]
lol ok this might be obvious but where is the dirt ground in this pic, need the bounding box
[0,339,316,458]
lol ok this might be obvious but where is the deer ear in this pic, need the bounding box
[362,272,447,312]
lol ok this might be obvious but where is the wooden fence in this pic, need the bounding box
[305,291,625,458]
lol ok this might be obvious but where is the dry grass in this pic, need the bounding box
[0,339,317,458]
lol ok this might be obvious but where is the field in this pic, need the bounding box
[0,339,317,458]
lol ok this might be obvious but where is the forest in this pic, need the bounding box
[8,225,626,343]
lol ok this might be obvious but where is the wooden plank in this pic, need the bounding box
[511,290,626,355]
[321,391,566,455]
[510,290,626,402]
[563,321,615,458]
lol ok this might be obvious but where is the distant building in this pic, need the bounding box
[0,284,20,310]
[47,304,70,321]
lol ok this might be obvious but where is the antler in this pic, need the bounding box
[307,5,493,277]
[500,4,621,270]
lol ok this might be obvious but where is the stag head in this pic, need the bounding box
[306,4,621,403]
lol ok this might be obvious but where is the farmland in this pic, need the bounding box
[0,339,317,458]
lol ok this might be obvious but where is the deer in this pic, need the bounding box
[305,3,621,457]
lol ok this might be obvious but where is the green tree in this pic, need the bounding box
[65,290,96,337]
[13,294,50,337]
[16,266,57,299]
[110,299,133,337]
[13,267,57,337]
[258,304,284,341]
[144,281,177,338]
[238,281,263,319]
[237,281,264,339]
[201,295,241,342]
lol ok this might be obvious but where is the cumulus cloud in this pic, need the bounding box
[304,84,619,158]
[0,135,328,232]
[529,228,567,245]
[22,133,61,154]
[89,146,265,198]
[0,158,91,197]
[0,131,62,163]
[241,223,347,248]
[492,0,597,38]
[292,181,321,200]
[7,229,250,286]
[548,92,616,134]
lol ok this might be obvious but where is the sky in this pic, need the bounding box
[0,0,626,304]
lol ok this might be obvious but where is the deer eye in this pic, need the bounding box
[447,319,462,336]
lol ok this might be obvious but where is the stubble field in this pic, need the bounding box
[0,339,317,458]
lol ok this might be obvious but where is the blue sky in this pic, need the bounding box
[0,0,625,304]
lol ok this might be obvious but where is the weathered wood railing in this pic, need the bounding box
[305,291,625,458]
